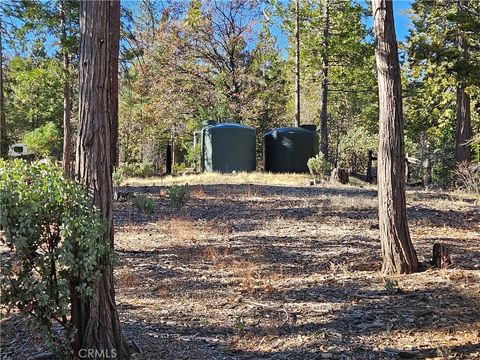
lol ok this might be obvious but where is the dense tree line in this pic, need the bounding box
[1,0,478,179]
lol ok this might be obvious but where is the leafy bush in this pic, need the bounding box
[167,184,191,209]
[0,159,109,352]
[137,162,155,177]
[22,121,62,158]
[172,162,187,174]
[307,153,329,181]
[112,167,125,187]
[117,162,155,178]
[337,127,378,173]
[132,194,156,214]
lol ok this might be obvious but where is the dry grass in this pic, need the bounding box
[124,171,314,187]
[165,217,230,243]
[116,271,142,287]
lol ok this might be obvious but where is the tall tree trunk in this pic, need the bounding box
[372,0,419,275]
[455,85,471,164]
[61,1,72,176]
[294,0,301,127]
[320,0,329,159]
[110,0,120,169]
[0,17,7,158]
[454,0,471,165]
[74,1,129,358]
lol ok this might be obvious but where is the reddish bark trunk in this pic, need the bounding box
[74,1,129,358]
[372,0,419,275]
[454,0,472,165]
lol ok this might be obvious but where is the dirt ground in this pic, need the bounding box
[1,173,479,359]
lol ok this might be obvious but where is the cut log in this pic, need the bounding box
[432,243,452,269]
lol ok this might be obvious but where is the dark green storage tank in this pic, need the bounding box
[201,122,256,173]
[264,125,319,173]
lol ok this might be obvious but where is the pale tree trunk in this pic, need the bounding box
[75,1,129,358]
[372,0,419,275]
[294,0,301,127]
[320,0,329,159]
[0,17,7,158]
[454,0,471,165]
[61,1,72,176]
[455,85,471,164]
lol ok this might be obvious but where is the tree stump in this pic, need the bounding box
[432,243,452,269]
[330,168,349,184]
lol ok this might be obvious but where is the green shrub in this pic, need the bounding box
[117,162,155,178]
[337,127,378,173]
[307,153,329,181]
[137,163,155,177]
[132,194,156,214]
[112,167,125,187]
[167,184,191,209]
[172,162,187,174]
[22,122,62,158]
[0,159,109,352]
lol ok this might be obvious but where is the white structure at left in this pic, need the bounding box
[8,143,33,157]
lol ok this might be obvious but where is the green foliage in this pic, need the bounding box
[5,57,64,142]
[118,1,288,171]
[234,316,246,334]
[404,0,480,186]
[172,162,187,174]
[277,0,378,164]
[112,168,125,187]
[132,194,156,214]
[337,127,378,173]
[167,184,191,210]
[117,162,155,178]
[22,121,61,158]
[0,159,109,351]
[307,153,329,180]
[384,280,401,295]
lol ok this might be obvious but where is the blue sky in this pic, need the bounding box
[269,0,414,57]
[392,0,413,41]
[2,0,414,58]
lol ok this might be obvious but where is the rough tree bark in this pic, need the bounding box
[74,1,130,358]
[455,0,471,165]
[60,0,72,176]
[295,0,301,127]
[320,0,329,160]
[372,0,419,275]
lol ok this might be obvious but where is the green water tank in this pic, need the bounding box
[264,125,319,173]
[201,122,256,173]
